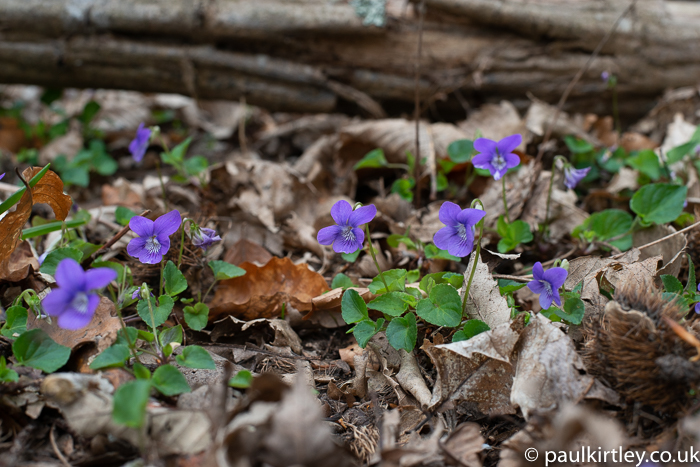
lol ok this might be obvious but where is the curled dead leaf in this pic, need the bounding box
[0,240,39,282]
[0,167,72,270]
[210,257,329,321]
[21,166,73,220]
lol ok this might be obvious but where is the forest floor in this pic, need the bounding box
[1,82,700,467]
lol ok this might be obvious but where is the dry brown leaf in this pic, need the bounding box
[310,287,376,313]
[210,316,302,354]
[633,224,686,278]
[23,166,73,220]
[42,372,212,455]
[218,373,353,467]
[480,163,588,241]
[425,316,525,416]
[510,314,618,419]
[0,174,33,271]
[210,257,328,321]
[0,116,27,153]
[425,313,617,419]
[564,252,661,318]
[224,238,273,266]
[381,415,445,467]
[459,100,526,146]
[339,342,364,368]
[606,166,639,193]
[100,177,144,209]
[395,350,432,408]
[462,251,511,329]
[499,405,627,467]
[440,423,484,467]
[620,131,658,152]
[0,240,38,282]
[524,101,595,142]
[38,130,83,165]
[27,296,120,353]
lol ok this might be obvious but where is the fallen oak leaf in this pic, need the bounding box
[0,166,72,275]
[21,166,73,221]
[0,171,34,277]
[210,257,329,321]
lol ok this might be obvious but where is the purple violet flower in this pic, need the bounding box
[472,134,522,181]
[527,262,568,310]
[127,210,182,264]
[695,283,700,314]
[317,200,377,254]
[192,227,221,251]
[129,123,152,163]
[0,173,4,181]
[563,165,591,189]
[41,258,117,330]
[601,71,610,83]
[433,201,486,257]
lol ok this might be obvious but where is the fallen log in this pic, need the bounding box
[1,0,699,118]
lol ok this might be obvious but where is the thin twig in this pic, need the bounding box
[492,274,532,282]
[413,0,426,208]
[534,0,638,166]
[49,424,71,467]
[523,0,639,216]
[611,220,700,259]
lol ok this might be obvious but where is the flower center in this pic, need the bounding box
[540,280,553,296]
[492,151,507,170]
[457,223,468,241]
[71,292,90,314]
[341,225,355,241]
[145,235,161,254]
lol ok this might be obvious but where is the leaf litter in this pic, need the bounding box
[2,75,700,467]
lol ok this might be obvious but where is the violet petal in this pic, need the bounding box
[496,134,522,155]
[330,200,352,226]
[456,208,486,227]
[129,216,154,238]
[127,237,148,258]
[543,267,568,290]
[41,289,73,317]
[433,226,456,251]
[84,268,118,290]
[348,204,377,227]
[318,225,342,245]
[473,138,498,154]
[153,210,182,237]
[55,258,86,292]
[438,201,461,226]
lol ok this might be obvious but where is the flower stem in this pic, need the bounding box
[544,156,566,227]
[462,200,485,315]
[203,280,216,303]
[145,294,161,357]
[178,218,195,268]
[501,177,510,223]
[115,306,142,364]
[364,224,389,291]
